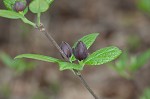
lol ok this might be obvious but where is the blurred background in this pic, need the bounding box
[0,0,150,99]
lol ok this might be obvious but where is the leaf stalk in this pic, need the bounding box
[37,13,41,27]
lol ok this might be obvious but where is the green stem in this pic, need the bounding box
[21,17,36,27]
[37,13,41,27]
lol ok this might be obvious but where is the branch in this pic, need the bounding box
[37,23,99,99]
[74,70,99,99]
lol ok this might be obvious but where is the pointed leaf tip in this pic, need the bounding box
[15,54,62,63]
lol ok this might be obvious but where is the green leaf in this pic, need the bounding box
[15,54,62,63]
[0,52,36,73]
[0,52,13,67]
[73,33,99,49]
[70,33,99,61]
[15,54,83,71]
[137,0,150,14]
[12,59,36,72]
[0,10,24,19]
[58,62,83,71]
[130,49,150,71]
[84,46,122,65]
[140,88,150,99]
[3,0,16,10]
[29,0,50,13]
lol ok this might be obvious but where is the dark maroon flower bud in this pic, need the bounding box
[73,41,88,61]
[60,41,72,58]
[13,1,27,12]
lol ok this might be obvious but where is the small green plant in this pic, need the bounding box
[15,33,121,71]
[0,51,35,74]
[137,0,150,15]
[109,49,150,79]
[0,0,122,98]
[140,88,150,99]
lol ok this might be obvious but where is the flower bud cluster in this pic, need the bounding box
[60,41,88,61]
